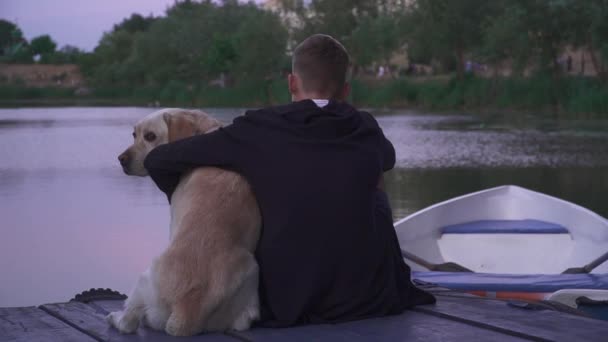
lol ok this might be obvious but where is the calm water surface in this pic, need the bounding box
[1,107,607,307]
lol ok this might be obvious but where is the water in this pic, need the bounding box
[0,107,607,307]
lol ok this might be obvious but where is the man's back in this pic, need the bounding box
[145,99,435,327]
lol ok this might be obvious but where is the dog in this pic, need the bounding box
[107,108,262,336]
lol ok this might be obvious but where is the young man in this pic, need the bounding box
[144,34,435,327]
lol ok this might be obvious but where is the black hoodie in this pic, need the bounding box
[144,99,435,327]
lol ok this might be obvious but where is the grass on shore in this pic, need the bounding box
[351,74,608,117]
[1,75,606,117]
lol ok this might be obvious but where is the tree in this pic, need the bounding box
[86,0,288,87]
[89,12,157,84]
[480,0,607,80]
[45,45,85,64]
[0,20,32,62]
[351,15,401,70]
[565,0,608,82]
[231,7,289,79]
[30,35,57,59]
[510,0,575,77]
[0,19,19,55]
[405,0,499,78]
[113,13,157,34]
[480,3,531,76]
[280,0,406,73]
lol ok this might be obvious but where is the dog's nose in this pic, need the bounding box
[118,153,129,166]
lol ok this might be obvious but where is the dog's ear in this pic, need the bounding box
[195,115,221,134]
[163,111,222,142]
[163,112,199,142]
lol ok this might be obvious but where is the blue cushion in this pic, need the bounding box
[413,271,608,292]
[441,219,569,234]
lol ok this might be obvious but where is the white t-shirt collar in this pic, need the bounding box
[311,99,329,108]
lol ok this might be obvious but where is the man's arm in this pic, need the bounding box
[360,111,395,172]
[144,126,243,200]
[382,136,396,172]
[377,174,385,191]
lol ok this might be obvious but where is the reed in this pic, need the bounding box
[1,76,606,117]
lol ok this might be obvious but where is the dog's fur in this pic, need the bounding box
[108,108,262,336]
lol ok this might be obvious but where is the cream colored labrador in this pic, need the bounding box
[108,108,261,336]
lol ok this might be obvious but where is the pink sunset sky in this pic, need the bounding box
[0,0,265,51]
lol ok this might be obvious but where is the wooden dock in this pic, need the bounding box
[2,285,608,341]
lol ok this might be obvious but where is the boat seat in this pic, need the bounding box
[412,271,608,292]
[441,219,569,234]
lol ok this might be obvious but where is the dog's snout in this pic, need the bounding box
[118,153,130,166]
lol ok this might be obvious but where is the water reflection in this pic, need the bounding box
[0,106,606,307]
[379,114,608,168]
[385,167,608,220]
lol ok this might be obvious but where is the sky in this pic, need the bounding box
[0,0,264,52]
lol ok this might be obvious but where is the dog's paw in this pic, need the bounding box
[165,315,199,336]
[230,305,260,331]
[106,311,139,334]
[164,316,186,336]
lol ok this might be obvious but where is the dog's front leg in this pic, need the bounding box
[106,268,152,333]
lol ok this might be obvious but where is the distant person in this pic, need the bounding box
[465,60,473,73]
[144,34,435,327]
[567,55,573,72]
[377,65,385,78]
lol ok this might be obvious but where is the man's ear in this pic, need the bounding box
[339,82,351,101]
[288,73,298,96]
[163,112,199,143]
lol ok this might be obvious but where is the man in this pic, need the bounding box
[144,34,435,327]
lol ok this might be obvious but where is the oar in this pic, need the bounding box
[562,251,608,274]
[401,249,473,273]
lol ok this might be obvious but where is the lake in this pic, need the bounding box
[1,106,607,307]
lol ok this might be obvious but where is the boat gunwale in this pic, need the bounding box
[394,185,608,228]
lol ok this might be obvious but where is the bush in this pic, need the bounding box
[92,86,132,98]
[349,74,608,117]
[195,79,286,107]
[0,85,73,99]
[132,85,161,101]
[159,80,190,105]
[1,74,606,118]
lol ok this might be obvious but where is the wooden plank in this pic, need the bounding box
[0,306,96,342]
[10,291,606,342]
[87,300,123,314]
[41,302,239,342]
[95,298,525,341]
[233,310,528,341]
[416,294,608,342]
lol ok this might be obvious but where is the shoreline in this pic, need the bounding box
[0,98,596,120]
[1,75,606,118]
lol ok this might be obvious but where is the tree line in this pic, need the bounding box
[0,20,83,64]
[1,0,607,92]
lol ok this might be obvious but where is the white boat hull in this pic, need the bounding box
[395,185,608,274]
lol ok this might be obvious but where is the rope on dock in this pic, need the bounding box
[70,288,127,303]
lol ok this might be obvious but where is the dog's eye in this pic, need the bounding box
[132,132,136,139]
[144,132,157,142]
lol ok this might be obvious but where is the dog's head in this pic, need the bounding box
[118,108,220,176]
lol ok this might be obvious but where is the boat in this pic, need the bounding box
[396,185,608,313]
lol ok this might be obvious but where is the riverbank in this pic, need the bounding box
[351,75,608,118]
[1,75,606,117]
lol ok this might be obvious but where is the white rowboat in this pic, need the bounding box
[395,185,608,275]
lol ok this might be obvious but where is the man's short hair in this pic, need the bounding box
[292,34,350,98]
